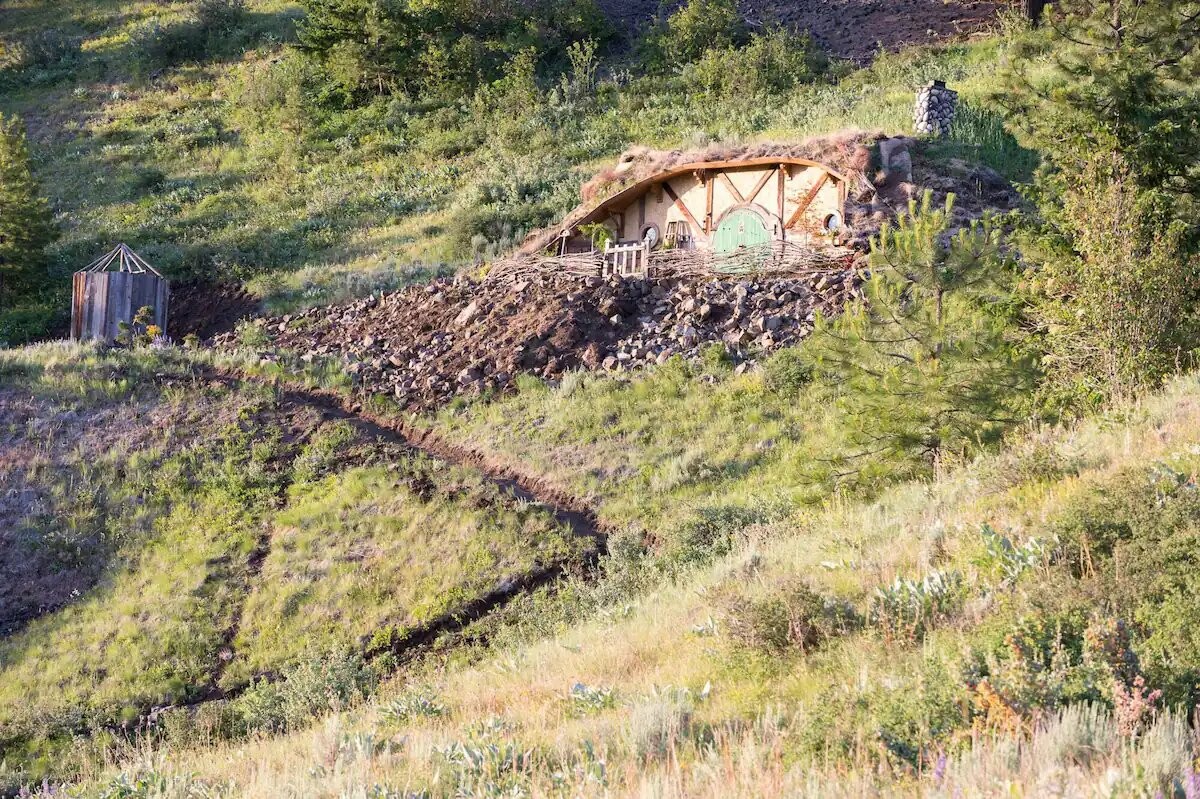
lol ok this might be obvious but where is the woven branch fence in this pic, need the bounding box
[489,242,859,283]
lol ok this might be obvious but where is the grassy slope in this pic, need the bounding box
[1,0,1030,320]
[435,362,828,533]
[55,369,1200,797]
[0,343,588,777]
[228,457,585,684]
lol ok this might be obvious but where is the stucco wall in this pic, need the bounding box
[608,163,843,249]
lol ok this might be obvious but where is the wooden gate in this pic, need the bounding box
[603,241,649,278]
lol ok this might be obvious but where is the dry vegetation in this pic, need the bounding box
[26,357,1200,797]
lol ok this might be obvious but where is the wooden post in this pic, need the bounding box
[704,175,714,235]
[776,167,785,227]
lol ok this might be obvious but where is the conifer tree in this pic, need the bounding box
[803,194,1036,483]
[0,113,53,302]
[999,0,1200,200]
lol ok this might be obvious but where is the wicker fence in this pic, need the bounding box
[490,241,856,283]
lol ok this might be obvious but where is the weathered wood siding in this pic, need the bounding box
[71,271,170,342]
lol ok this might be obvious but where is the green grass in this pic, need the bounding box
[435,359,837,543]
[1,0,1033,330]
[227,457,591,685]
[41,369,1200,798]
[0,343,599,783]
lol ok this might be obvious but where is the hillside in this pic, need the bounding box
[5,342,1200,796]
[0,0,1024,342]
[4,0,1200,795]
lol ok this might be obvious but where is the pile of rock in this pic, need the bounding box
[914,80,958,137]
[218,270,861,412]
[600,275,857,372]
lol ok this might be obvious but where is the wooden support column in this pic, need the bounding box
[704,175,714,235]
[776,166,785,223]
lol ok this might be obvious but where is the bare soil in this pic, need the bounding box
[167,280,261,341]
[601,0,1003,62]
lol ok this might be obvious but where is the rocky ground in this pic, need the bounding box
[219,270,862,412]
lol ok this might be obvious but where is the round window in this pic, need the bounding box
[822,212,843,234]
[641,224,661,249]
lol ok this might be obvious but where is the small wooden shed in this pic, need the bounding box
[71,244,170,342]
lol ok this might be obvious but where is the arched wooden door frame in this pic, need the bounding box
[712,202,784,247]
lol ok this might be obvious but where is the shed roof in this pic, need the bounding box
[80,244,163,277]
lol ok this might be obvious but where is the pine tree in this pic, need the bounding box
[999,0,1200,403]
[999,0,1200,200]
[803,194,1037,484]
[0,113,53,303]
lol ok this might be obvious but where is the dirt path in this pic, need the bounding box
[206,520,275,699]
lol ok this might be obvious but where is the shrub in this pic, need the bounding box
[719,578,855,654]
[685,28,828,96]
[297,0,609,102]
[1029,153,1198,404]
[869,569,963,643]
[0,304,63,345]
[131,20,206,72]
[974,524,1055,584]
[762,348,811,397]
[666,503,780,566]
[378,686,447,724]
[13,30,82,71]
[567,682,617,715]
[234,650,376,734]
[644,0,748,67]
[196,0,248,34]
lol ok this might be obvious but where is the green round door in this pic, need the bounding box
[714,208,770,253]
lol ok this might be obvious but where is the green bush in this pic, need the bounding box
[869,569,963,643]
[297,0,610,102]
[13,30,82,71]
[643,0,747,68]
[131,20,206,72]
[0,304,64,345]
[718,578,856,654]
[685,28,828,96]
[196,0,248,34]
[762,348,812,397]
[666,503,780,566]
[234,650,377,734]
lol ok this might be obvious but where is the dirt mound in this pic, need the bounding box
[168,281,261,341]
[218,269,860,412]
[580,132,879,206]
[600,0,1000,62]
